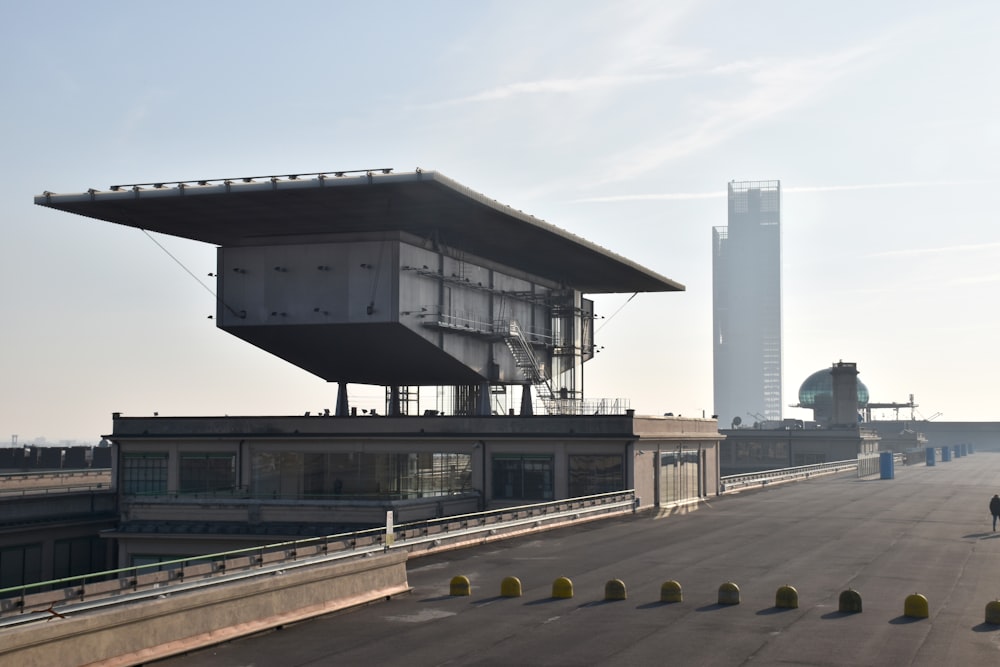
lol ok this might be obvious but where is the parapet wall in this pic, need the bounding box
[0,551,409,667]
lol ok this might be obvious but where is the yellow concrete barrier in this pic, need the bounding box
[552,576,574,599]
[904,593,928,619]
[660,580,683,603]
[775,585,798,609]
[500,576,522,598]
[838,589,862,613]
[718,582,740,605]
[604,579,627,601]
[985,600,1000,625]
[450,575,471,596]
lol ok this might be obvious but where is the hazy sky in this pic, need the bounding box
[3,1,998,442]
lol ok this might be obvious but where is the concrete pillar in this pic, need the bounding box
[520,384,533,416]
[335,382,349,417]
[388,386,401,416]
[477,381,492,416]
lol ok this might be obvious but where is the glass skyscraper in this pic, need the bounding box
[712,180,782,428]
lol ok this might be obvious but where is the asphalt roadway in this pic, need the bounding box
[156,451,1000,666]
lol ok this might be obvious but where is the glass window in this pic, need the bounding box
[251,450,472,500]
[734,440,788,465]
[179,453,236,494]
[401,452,473,498]
[122,453,167,495]
[0,543,43,589]
[492,455,553,501]
[569,455,624,497]
[54,536,107,580]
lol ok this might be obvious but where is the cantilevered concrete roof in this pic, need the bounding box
[35,169,684,294]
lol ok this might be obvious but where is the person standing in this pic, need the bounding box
[990,494,1000,531]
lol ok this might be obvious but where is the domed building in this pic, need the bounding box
[719,361,881,474]
[797,367,869,424]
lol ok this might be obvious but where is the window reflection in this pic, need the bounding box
[251,450,471,500]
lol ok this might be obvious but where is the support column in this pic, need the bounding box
[520,384,533,416]
[335,382,349,417]
[477,381,492,416]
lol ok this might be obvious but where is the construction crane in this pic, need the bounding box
[863,394,918,422]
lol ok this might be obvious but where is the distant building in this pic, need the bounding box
[713,180,782,429]
[796,364,870,425]
[720,361,883,474]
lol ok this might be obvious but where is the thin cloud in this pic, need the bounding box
[869,241,1000,259]
[423,2,700,110]
[574,191,724,203]
[786,180,991,194]
[948,273,1000,286]
[574,179,992,203]
[426,72,677,108]
[599,43,881,182]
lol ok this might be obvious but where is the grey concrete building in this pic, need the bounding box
[36,169,722,566]
[103,412,720,565]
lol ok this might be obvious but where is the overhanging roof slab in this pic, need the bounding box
[35,170,684,294]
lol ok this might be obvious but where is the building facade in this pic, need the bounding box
[719,425,879,475]
[104,413,721,566]
[713,180,782,429]
[35,169,722,569]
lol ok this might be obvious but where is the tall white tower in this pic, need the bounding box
[712,180,782,428]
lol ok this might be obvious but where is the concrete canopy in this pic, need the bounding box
[35,170,684,295]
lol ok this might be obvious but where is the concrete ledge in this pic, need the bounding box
[0,551,409,667]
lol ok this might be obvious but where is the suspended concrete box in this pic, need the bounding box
[35,170,685,414]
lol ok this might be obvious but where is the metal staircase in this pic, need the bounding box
[500,320,553,402]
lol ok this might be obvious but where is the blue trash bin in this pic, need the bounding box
[879,451,894,480]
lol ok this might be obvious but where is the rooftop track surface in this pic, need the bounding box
[154,452,1000,666]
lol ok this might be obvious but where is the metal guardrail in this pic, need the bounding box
[0,483,113,498]
[721,459,861,493]
[721,453,909,493]
[0,469,112,497]
[0,490,636,625]
[0,469,110,481]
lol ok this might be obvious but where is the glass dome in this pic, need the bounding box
[798,368,869,408]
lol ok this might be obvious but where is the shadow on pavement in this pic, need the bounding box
[820,610,859,620]
[523,597,566,606]
[636,601,675,610]
[888,615,926,625]
[471,596,506,606]
[756,607,794,616]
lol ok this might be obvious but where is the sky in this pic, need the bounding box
[3,1,999,442]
